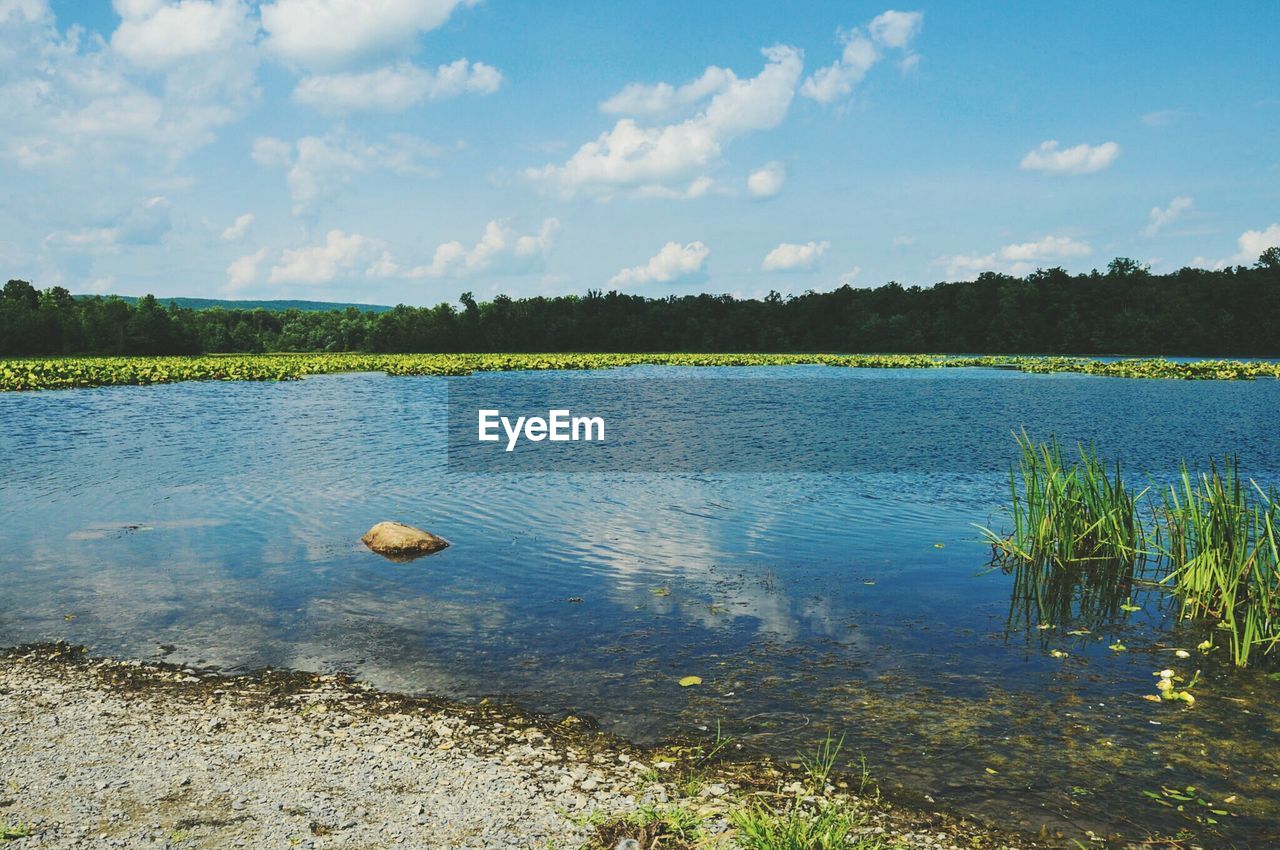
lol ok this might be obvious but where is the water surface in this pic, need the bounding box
[2,366,1278,846]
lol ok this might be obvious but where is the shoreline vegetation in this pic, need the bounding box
[0,643,1041,850]
[3,352,1280,392]
[3,255,1280,359]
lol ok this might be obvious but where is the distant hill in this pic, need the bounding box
[73,295,393,313]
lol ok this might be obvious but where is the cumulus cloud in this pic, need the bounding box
[235,218,559,289]
[43,196,173,253]
[867,10,923,48]
[260,0,477,69]
[402,218,561,279]
[111,0,256,68]
[1235,224,1280,263]
[1144,196,1192,236]
[747,161,786,198]
[293,59,502,113]
[527,45,802,200]
[801,10,922,105]
[762,240,828,272]
[221,212,254,241]
[267,229,387,285]
[252,131,441,217]
[599,66,736,119]
[942,235,1092,279]
[1019,140,1121,175]
[226,246,267,290]
[609,241,710,287]
[1195,224,1280,269]
[1,0,259,169]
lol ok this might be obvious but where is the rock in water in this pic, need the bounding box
[361,521,449,561]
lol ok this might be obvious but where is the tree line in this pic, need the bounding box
[3,253,1279,357]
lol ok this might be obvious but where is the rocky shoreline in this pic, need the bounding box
[0,643,1048,849]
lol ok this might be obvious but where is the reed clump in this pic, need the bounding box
[1161,461,1280,666]
[984,435,1280,667]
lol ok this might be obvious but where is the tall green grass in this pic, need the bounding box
[1161,461,1280,666]
[984,434,1280,667]
[979,431,1152,629]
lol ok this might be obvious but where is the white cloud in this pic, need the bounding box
[599,66,736,118]
[404,218,560,279]
[527,45,802,199]
[244,219,560,288]
[252,131,441,217]
[1144,196,1192,236]
[0,1,258,169]
[801,10,922,105]
[609,241,709,287]
[221,212,254,241]
[43,196,173,253]
[839,266,862,285]
[111,0,256,69]
[762,240,829,272]
[260,0,477,69]
[867,10,923,48]
[1189,224,1280,270]
[632,176,715,200]
[268,229,386,285]
[226,246,267,290]
[747,161,786,198]
[293,59,502,113]
[1019,140,1121,175]
[943,235,1091,279]
[1141,109,1182,127]
[1235,224,1280,263]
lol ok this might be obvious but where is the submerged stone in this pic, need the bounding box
[361,521,449,561]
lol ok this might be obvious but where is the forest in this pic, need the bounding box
[3,253,1279,357]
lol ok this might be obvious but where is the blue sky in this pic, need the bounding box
[1,1,1277,305]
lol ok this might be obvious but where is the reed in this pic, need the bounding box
[1161,461,1280,666]
[985,436,1280,667]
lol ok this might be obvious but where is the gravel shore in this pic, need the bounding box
[0,644,1036,850]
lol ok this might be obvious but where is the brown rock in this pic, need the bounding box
[361,521,449,561]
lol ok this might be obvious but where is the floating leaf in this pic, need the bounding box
[678,675,702,687]
[1175,649,1191,659]
[1049,649,1068,659]
[1109,642,1126,652]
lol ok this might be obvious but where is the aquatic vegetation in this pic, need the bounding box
[2,352,1278,392]
[1161,462,1280,666]
[980,432,1152,631]
[986,437,1280,667]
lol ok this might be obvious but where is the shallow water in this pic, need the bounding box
[1,366,1278,846]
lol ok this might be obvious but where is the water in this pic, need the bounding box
[1,366,1278,846]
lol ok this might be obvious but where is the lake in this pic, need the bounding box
[1,365,1277,846]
